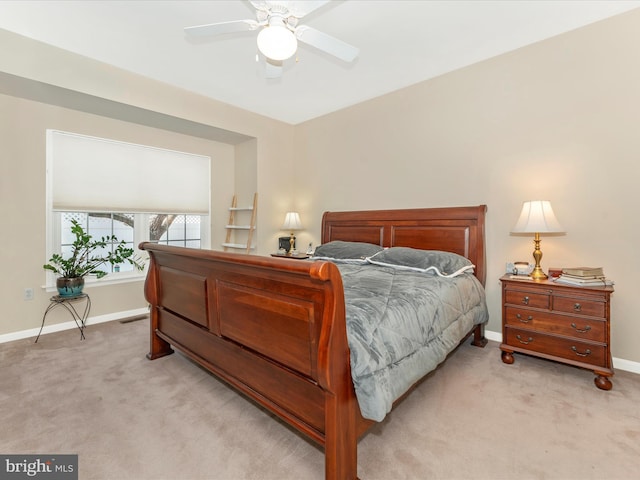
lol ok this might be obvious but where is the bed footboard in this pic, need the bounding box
[139,243,359,480]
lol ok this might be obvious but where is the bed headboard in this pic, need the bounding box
[321,205,487,286]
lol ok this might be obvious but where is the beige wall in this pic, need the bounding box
[0,29,295,338]
[293,9,640,365]
[1,9,639,367]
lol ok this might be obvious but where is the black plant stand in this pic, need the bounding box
[35,294,91,343]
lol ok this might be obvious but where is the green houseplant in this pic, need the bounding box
[44,219,145,296]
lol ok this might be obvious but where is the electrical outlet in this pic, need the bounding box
[24,288,34,301]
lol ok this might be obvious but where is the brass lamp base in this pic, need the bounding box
[530,232,548,280]
[289,232,295,254]
[530,266,548,280]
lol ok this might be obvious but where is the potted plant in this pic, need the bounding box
[43,219,145,297]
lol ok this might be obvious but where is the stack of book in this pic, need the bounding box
[555,267,614,286]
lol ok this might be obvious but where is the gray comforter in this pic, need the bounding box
[338,263,488,421]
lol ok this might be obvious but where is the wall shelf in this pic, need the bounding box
[223,193,257,254]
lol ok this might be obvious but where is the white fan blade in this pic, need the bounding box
[249,1,270,13]
[265,58,283,79]
[286,1,331,18]
[250,1,329,18]
[184,20,259,37]
[295,25,359,62]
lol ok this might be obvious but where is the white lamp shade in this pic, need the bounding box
[257,22,297,61]
[511,200,564,233]
[281,212,302,231]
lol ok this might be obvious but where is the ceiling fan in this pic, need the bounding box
[184,0,359,78]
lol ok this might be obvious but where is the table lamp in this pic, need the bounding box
[281,212,302,254]
[511,200,564,280]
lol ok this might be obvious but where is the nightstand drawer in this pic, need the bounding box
[504,307,605,342]
[504,289,550,309]
[505,327,606,367]
[552,295,606,318]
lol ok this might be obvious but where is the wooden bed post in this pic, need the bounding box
[142,250,174,360]
[324,391,358,480]
[312,261,359,480]
[471,323,488,348]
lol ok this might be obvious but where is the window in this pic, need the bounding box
[151,214,202,248]
[47,130,211,289]
[56,213,205,276]
[61,213,137,275]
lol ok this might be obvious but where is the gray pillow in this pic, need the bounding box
[312,241,383,263]
[367,247,474,277]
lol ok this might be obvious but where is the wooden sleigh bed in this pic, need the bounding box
[140,205,488,480]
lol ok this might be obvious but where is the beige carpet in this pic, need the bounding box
[1,318,638,480]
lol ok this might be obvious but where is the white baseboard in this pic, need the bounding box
[485,329,640,375]
[610,357,640,375]
[485,329,502,343]
[0,307,149,344]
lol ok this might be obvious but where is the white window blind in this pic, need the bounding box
[47,130,210,214]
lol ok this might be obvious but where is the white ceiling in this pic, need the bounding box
[1,1,639,125]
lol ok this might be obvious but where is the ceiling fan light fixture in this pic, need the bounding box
[257,24,297,61]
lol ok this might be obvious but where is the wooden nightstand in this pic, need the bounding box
[500,275,614,390]
[270,253,310,260]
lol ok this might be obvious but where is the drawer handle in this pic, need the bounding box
[571,323,591,334]
[571,346,592,357]
[573,303,582,312]
[516,334,534,345]
[516,313,533,323]
[522,296,529,305]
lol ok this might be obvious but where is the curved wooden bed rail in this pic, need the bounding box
[140,205,487,480]
[140,244,359,479]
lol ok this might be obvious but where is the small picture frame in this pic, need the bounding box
[279,236,295,251]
